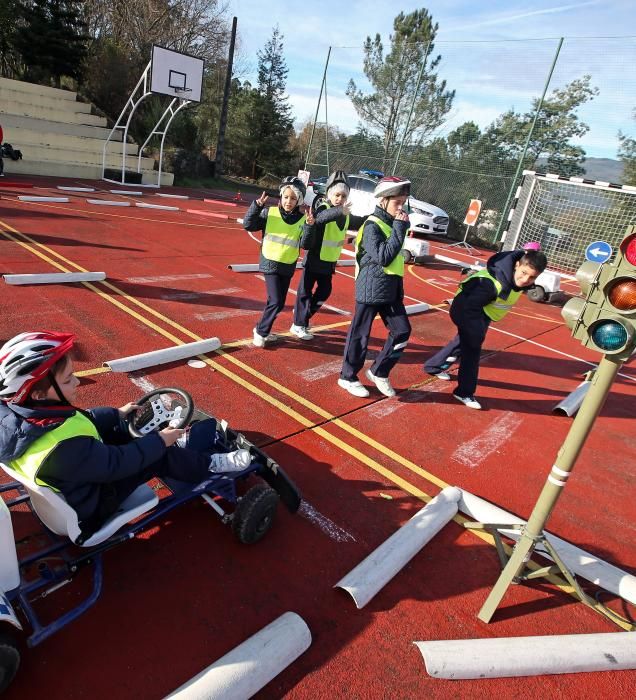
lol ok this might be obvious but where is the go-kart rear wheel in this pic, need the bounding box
[232,484,280,544]
[0,630,20,694]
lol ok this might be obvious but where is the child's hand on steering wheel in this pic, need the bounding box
[159,427,186,446]
[118,402,140,418]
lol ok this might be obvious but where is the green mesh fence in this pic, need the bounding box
[304,37,636,246]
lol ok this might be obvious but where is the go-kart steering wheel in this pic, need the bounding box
[126,387,194,438]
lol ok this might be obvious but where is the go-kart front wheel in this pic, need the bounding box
[232,484,280,544]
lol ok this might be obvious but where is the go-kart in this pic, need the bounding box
[0,387,301,693]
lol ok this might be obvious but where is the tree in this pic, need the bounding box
[0,0,23,78]
[618,109,636,186]
[484,76,599,177]
[230,26,294,180]
[16,0,88,88]
[346,8,454,166]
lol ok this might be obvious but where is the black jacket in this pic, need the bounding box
[243,201,309,277]
[450,249,526,340]
[355,206,409,305]
[300,203,367,275]
[0,401,166,521]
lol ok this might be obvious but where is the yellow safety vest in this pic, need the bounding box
[456,269,522,321]
[262,207,305,264]
[319,203,349,262]
[10,412,101,490]
[355,215,404,279]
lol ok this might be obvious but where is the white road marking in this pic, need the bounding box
[160,287,243,301]
[366,401,401,418]
[127,273,213,283]
[130,376,157,393]
[298,501,356,542]
[452,412,523,468]
[256,274,350,316]
[195,309,258,321]
[300,359,344,381]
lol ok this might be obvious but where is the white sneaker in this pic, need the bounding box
[338,378,370,398]
[209,449,252,473]
[290,323,313,340]
[253,328,266,347]
[453,393,482,410]
[433,371,451,381]
[365,369,396,397]
[446,355,457,364]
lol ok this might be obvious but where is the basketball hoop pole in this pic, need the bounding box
[448,224,476,253]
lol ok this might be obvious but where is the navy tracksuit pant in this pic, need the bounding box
[424,311,490,398]
[256,273,292,336]
[293,267,332,327]
[341,301,411,380]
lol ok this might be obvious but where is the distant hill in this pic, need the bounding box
[581,158,624,183]
[535,157,625,184]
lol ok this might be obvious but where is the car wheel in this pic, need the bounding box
[0,631,20,694]
[232,484,280,544]
[527,286,547,303]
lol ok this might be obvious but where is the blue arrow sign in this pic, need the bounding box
[585,240,613,263]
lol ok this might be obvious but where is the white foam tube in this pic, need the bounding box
[335,487,461,609]
[104,338,221,372]
[415,632,636,679]
[165,612,311,700]
[136,202,180,211]
[553,381,591,416]
[228,263,260,272]
[434,253,481,270]
[86,199,131,206]
[458,489,636,606]
[3,272,106,285]
[335,259,355,266]
[57,186,95,191]
[405,302,430,315]
[157,193,189,199]
[18,196,69,202]
[110,190,143,195]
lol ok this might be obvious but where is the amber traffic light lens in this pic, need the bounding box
[607,278,636,312]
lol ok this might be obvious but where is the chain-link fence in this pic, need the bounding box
[304,37,636,247]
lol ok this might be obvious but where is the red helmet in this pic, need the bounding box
[373,176,411,199]
[0,331,75,404]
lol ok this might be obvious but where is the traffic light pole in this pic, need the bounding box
[475,354,624,624]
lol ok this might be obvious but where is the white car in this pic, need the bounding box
[404,196,449,237]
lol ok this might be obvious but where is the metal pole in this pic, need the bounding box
[304,47,331,171]
[478,354,622,623]
[494,37,564,242]
[324,72,330,174]
[392,41,431,175]
[215,16,237,177]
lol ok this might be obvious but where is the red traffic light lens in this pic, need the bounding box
[621,234,636,266]
[607,278,636,312]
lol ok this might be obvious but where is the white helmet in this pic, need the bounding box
[0,331,75,404]
[373,176,411,199]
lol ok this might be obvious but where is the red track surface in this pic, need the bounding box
[1,175,635,699]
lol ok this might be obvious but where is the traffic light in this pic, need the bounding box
[562,227,636,362]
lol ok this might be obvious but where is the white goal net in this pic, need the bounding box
[501,171,636,274]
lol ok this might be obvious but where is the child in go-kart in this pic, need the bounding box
[0,331,253,537]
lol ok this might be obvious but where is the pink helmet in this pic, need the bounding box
[0,331,75,404]
[523,241,541,251]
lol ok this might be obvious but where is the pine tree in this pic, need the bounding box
[618,110,636,186]
[346,8,455,167]
[17,0,88,87]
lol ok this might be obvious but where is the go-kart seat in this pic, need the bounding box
[0,462,158,547]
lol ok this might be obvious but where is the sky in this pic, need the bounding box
[226,1,636,159]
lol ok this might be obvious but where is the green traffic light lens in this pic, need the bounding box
[591,320,628,351]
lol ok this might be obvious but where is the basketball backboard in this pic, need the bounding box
[150,45,204,103]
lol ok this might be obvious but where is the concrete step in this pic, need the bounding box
[0,99,107,127]
[0,76,77,102]
[0,85,92,114]
[0,113,123,142]
[9,127,138,155]
[3,158,173,186]
[14,143,155,170]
